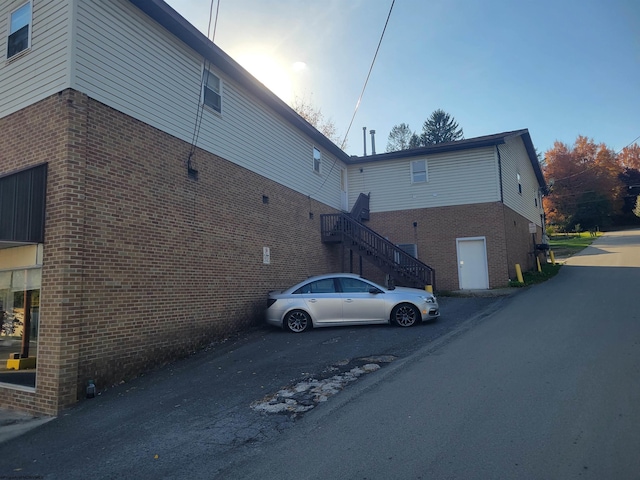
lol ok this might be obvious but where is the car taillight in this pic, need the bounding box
[267,298,277,308]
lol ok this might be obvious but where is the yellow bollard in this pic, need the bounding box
[550,250,556,265]
[515,263,524,284]
[425,285,433,293]
[536,256,542,272]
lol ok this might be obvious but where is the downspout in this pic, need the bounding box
[496,144,504,203]
[497,144,511,284]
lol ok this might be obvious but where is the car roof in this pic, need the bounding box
[287,273,370,290]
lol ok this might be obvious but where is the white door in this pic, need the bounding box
[340,168,348,211]
[456,237,489,289]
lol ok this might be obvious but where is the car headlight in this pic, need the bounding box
[421,296,435,304]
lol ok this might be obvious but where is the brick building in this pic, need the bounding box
[0,0,545,415]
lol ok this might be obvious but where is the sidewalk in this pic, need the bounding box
[0,408,54,443]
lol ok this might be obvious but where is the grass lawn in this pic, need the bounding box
[507,232,600,288]
[548,231,601,258]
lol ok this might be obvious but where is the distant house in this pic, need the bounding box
[0,0,545,416]
[344,130,547,291]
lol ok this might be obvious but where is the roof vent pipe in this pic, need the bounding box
[370,129,376,155]
[363,127,367,156]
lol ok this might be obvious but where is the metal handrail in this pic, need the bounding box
[321,213,435,289]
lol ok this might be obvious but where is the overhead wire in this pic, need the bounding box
[188,0,220,170]
[309,0,396,199]
[617,134,640,154]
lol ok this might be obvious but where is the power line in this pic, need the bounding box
[310,0,396,199]
[617,134,640,154]
[188,0,221,172]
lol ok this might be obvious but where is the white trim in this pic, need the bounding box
[410,159,427,183]
[313,146,321,174]
[201,65,222,114]
[6,1,32,61]
[0,383,35,393]
[67,0,78,88]
[340,167,348,210]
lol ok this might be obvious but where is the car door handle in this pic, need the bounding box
[345,299,354,303]
[308,299,317,303]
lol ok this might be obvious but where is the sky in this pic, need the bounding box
[165,0,639,158]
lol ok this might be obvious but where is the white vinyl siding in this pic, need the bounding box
[73,0,343,209]
[347,147,500,213]
[499,136,544,225]
[0,0,70,119]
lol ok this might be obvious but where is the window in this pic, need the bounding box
[313,147,321,173]
[339,278,374,293]
[395,243,418,265]
[202,68,221,113]
[7,2,31,59]
[411,160,427,183]
[517,173,522,195]
[294,278,335,294]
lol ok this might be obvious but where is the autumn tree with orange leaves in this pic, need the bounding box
[543,136,626,230]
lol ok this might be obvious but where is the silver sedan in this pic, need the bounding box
[266,273,439,333]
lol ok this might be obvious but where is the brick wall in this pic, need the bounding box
[0,90,342,414]
[502,206,543,278]
[346,202,536,291]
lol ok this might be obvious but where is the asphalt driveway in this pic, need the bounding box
[0,293,514,479]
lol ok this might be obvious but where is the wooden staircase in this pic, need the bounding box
[320,211,435,290]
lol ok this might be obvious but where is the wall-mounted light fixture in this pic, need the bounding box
[187,152,198,180]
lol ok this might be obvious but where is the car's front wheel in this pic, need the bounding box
[284,310,311,333]
[392,303,419,327]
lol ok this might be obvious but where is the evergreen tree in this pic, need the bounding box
[420,109,464,145]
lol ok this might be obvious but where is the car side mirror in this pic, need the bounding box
[369,288,383,294]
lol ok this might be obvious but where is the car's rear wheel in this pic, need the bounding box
[392,303,419,327]
[284,310,311,333]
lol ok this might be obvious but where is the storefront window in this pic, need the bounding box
[0,267,40,388]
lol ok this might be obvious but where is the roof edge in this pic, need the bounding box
[127,0,350,162]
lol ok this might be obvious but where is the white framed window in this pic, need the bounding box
[411,159,427,183]
[7,2,31,59]
[313,147,321,174]
[202,68,222,113]
[517,173,522,194]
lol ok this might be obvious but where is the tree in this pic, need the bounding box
[386,123,414,152]
[543,136,625,230]
[291,96,345,149]
[419,109,464,145]
[619,143,640,170]
[634,195,640,218]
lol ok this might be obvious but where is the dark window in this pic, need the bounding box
[294,278,336,294]
[338,278,372,293]
[7,3,31,59]
[0,164,47,243]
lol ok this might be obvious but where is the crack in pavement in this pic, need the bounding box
[250,355,397,417]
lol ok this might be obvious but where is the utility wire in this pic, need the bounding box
[310,0,395,199]
[188,0,220,168]
[617,134,640,154]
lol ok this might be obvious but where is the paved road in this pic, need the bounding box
[0,283,505,478]
[221,230,640,479]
